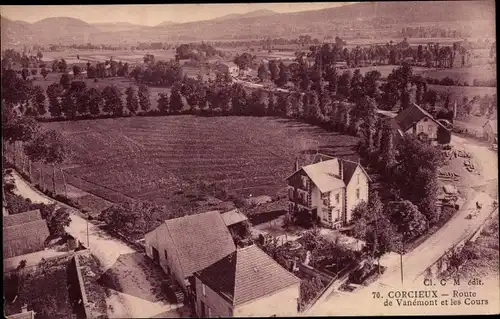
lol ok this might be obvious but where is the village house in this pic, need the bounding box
[144,211,236,296]
[392,103,452,145]
[482,119,497,143]
[285,154,371,229]
[3,209,50,259]
[217,61,239,76]
[194,244,301,317]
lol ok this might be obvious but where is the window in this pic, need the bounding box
[301,176,308,189]
[418,125,424,132]
[335,193,340,204]
[356,188,360,199]
[202,283,206,296]
[357,173,360,184]
[428,126,432,133]
[288,188,294,200]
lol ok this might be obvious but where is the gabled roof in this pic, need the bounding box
[221,209,248,227]
[395,103,450,132]
[483,120,498,134]
[286,156,372,191]
[4,219,50,242]
[163,211,236,279]
[3,209,42,228]
[4,219,50,258]
[302,159,345,193]
[195,245,300,306]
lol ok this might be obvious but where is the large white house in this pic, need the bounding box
[285,154,371,229]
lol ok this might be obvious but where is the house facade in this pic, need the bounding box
[285,155,370,229]
[144,211,236,295]
[194,245,301,317]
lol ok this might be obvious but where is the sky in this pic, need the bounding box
[0,3,356,26]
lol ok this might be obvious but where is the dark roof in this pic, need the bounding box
[394,103,449,132]
[164,211,236,279]
[3,209,42,227]
[196,245,300,306]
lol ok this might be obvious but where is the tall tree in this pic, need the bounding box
[267,91,276,116]
[157,92,170,114]
[31,85,46,116]
[231,83,248,115]
[87,88,102,116]
[24,129,66,195]
[59,73,71,90]
[169,85,183,113]
[362,70,382,100]
[125,86,139,115]
[248,89,267,116]
[387,200,428,243]
[269,60,280,82]
[46,83,64,118]
[276,62,290,87]
[138,84,151,113]
[102,85,124,116]
[349,69,364,103]
[257,62,270,82]
[337,71,352,100]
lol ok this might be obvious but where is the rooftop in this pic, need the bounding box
[221,209,248,227]
[302,159,345,193]
[394,103,450,132]
[195,245,301,306]
[162,211,236,278]
[3,209,42,228]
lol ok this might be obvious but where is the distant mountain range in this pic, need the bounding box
[212,9,277,21]
[1,1,495,47]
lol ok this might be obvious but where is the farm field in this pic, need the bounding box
[41,49,177,65]
[42,116,360,212]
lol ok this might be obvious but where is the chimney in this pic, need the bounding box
[21,304,28,313]
[294,157,299,172]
